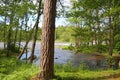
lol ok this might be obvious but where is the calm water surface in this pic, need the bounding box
[0,42,109,70]
[20,42,109,70]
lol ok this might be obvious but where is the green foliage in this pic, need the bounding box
[0,0,38,49]
[97,45,108,53]
[0,56,120,80]
[76,46,96,54]
[55,63,89,73]
[63,44,108,54]
[0,57,39,80]
[54,64,120,80]
[115,42,120,54]
[0,50,7,57]
[114,31,120,54]
[55,26,74,42]
[9,43,20,53]
[65,0,120,55]
[61,44,74,50]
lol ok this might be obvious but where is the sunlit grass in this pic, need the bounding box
[0,57,39,80]
[0,54,120,80]
[55,70,120,80]
[54,64,120,80]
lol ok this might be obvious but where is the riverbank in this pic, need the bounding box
[0,55,120,80]
[55,65,120,80]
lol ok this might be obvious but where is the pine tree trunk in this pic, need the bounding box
[40,0,57,79]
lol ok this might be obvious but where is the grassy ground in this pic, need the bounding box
[0,55,39,80]
[0,50,120,80]
[54,64,120,80]
[55,69,120,80]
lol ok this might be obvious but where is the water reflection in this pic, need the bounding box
[21,48,73,64]
[71,53,109,70]
[20,42,109,70]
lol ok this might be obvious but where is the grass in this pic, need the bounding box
[0,50,120,80]
[0,57,39,80]
[54,64,120,80]
[0,57,120,80]
[55,70,120,80]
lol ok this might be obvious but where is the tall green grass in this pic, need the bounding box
[0,55,120,80]
[0,57,39,80]
[54,64,120,80]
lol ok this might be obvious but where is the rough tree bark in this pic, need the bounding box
[39,0,57,79]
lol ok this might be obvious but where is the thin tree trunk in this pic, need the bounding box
[4,16,7,49]
[30,0,42,63]
[109,16,114,56]
[39,0,57,79]
[14,25,18,47]
[17,26,35,59]
[75,37,79,50]
[105,39,109,46]
[94,29,98,46]
[25,49,28,63]
[7,14,13,57]
[7,27,12,57]
[17,11,35,60]
[87,9,93,47]
[96,9,101,52]
[108,1,113,56]
[19,21,23,49]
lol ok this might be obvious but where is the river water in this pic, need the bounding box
[20,42,73,64]
[0,42,109,70]
[20,42,109,70]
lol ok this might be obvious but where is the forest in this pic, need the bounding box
[0,0,120,80]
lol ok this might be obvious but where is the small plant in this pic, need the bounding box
[9,43,20,53]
